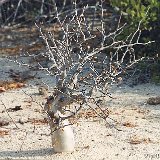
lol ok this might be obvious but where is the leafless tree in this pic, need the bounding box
[36,2,151,116]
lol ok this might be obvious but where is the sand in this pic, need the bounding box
[0,57,160,160]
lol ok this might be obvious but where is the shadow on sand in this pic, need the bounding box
[0,148,55,159]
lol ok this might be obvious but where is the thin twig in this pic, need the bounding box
[1,100,19,129]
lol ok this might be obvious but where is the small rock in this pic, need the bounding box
[147,96,160,105]
[18,118,28,124]
[0,118,9,127]
[38,86,48,96]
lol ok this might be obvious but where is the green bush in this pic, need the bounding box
[110,0,160,31]
[110,0,160,69]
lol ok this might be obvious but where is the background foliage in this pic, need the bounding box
[0,0,160,84]
[110,0,160,49]
[110,0,160,84]
[110,0,160,30]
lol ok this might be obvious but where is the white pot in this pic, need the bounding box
[50,119,75,153]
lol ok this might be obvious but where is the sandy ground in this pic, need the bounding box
[0,57,160,160]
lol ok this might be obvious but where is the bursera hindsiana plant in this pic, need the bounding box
[10,0,154,153]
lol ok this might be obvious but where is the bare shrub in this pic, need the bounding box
[35,1,152,119]
[7,0,153,152]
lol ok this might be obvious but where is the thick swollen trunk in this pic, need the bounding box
[49,118,75,153]
[45,95,75,153]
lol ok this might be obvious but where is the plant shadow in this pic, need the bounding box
[0,148,55,158]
